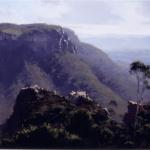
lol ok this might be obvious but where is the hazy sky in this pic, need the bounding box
[0,0,150,50]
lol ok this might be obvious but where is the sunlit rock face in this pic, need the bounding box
[18,28,77,54]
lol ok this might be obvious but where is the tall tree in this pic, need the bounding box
[130,61,150,104]
[130,61,150,128]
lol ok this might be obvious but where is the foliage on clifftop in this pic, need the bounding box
[1,85,150,148]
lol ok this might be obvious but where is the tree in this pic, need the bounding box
[130,61,150,104]
[130,61,150,128]
[69,109,92,137]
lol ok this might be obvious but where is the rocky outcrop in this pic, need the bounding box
[3,85,109,137]
[123,101,147,126]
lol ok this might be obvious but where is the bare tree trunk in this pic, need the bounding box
[134,75,140,130]
[135,75,145,130]
[139,75,146,107]
[137,75,140,102]
[140,84,145,104]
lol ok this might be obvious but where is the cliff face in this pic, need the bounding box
[0,23,138,123]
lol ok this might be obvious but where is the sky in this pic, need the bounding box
[0,0,150,50]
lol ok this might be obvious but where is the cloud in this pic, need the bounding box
[66,23,150,39]
[137,1,150,24]
[0,0,150,38]
[58,0,122,24]
[0,0,69,23]
[41,0,61,5]
[0,0,122,24]
[65,0,150,38]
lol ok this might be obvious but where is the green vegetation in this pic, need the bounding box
[1,85,150,148]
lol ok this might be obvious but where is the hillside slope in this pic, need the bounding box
[0,23,138,123]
